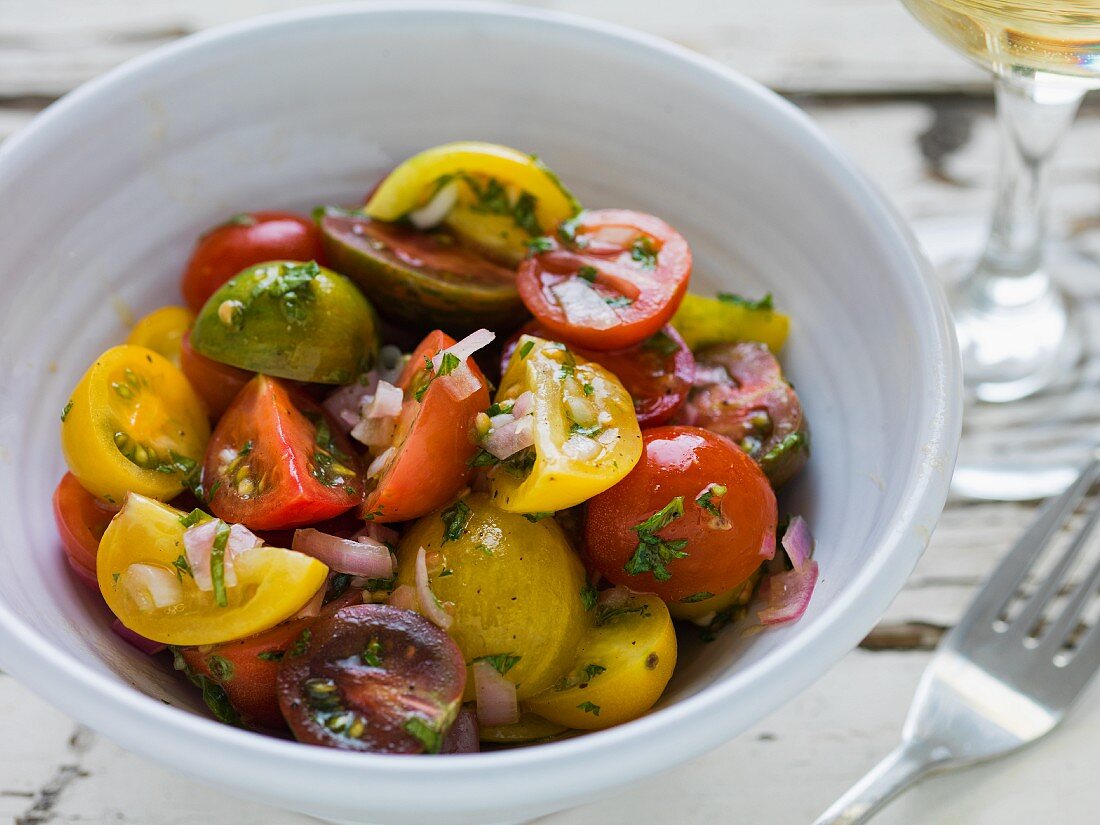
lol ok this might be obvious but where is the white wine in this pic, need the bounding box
[901,0,1100,81]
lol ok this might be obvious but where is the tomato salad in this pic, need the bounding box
[55,141,816,754]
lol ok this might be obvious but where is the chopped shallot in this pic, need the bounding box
[781,516,814,571]
[292,528,395,578]
[323,374,379,430]
[551,279,619,330]
[355,522,400,547]
[759,524,777,561]
[415,545,453,630]
[483,416,534,460]
[365,380,403,419]
[184,520,259,592]
[757,561,819,626]
[366,446,395,479]
[121,564,183,611]
[511,390,535,418]
[473,661,519,726]
[562,433,600,461]
[408,179,459,230]
[431,329,495,401]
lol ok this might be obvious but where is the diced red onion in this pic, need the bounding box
[562,433,600,461]
[432,328,495,371]
[226,523,262,558]
[365,380,403,419]
[366,446,395,479]
[512,390,535,418]
[121,564,183,611]
[292,584,325,619]
[111,619,167,655]
[292,528,395,578]
[483,415,534,460]
[757,560,819,626]
[441,706,480,754]
[693,364,730,387]
[759,524,777,560]
[355,522,400,547]
[551,278,619,330]
[415,545,453,630]
[473,661,519,726]
[489,412,516,430]
[184,521,226,592]
[782,516,814,571]
[323,375,378,431]
[389,584,417,611]
[596,427,620,447]
[351,417,397,449]
[432,329,495,401]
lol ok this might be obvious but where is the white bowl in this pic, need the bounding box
[0,4,961,823]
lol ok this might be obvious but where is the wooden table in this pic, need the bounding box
[4,2,1100,823]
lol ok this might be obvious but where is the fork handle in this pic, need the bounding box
[811,740,947,825]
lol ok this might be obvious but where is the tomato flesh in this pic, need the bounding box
[585,426,777,602]
[361,330,489,523]
[277,604,467,753]
[179,330,252,420]
[52,473,118,589]
[517,209,691,351]
[205,375,362,530]
[181,211,325,312]
[502,322,694,428]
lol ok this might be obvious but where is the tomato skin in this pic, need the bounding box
[502,322,694,428]
[361,330,489,523]
[205,375,362,530]
[179,330,252,419]
[52,473,118,589]
[181,618,312,730]
[517,209,691,351]
[181,211,325,312]
[585,426,777,602]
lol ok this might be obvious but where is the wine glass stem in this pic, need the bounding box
[973,76,1083,298]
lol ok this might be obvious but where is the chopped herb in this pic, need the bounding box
[623,496,689,582]
[604,295,633,308]
[220,213,257,229]
[485,401,510,417]
[518,340,535,360]
[403,716,443,754]
[557,347,577,379]
[439,568,454,578]
[311,204,365,223]
[250,260,320,324]
[467,449,500,469]
[513,192,541,236]
[522,511,554,523]
[695,484,727,519]
[762,431,808,463]
[257,650,284,662]
[474,652,522,676]
[578,265,598,282]
[630,236,658,270]
[206,654,234,683]
[643,330,679,356]
[60,400,74,422]
[717,291,773,311]
[363,576,396,593]
[527,236,554,255]
[580,582,599,611]
[595,601,652,627]
[171,648,240,726]
[557,216,581,246]
[475,543,493,556]
[238,440,253,457]
[441,500,472,543]
[362,637,384,667]
[102,494,116,505]
[178,509,208,528]
[582,663,606,682]
[570,423,602,437]
[172,554,193,581]
[680,591,715,603]
[324,572,352,604]
[582,383,594,396]
[210,520,231,608]
[288,628,312,658]
[362,507,383,522]
[577,701,601,717]
[112,572,120,584]
[437,351,461,377]
[500,447,536,478]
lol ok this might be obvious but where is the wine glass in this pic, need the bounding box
[899,0,1100,499]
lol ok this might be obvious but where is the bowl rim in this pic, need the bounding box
[0,0,962,812]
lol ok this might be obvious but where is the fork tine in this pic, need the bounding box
[949,456,1100,638]
[1038,541,1100,657]
[1056,598,1100,699]
[1009,501,1100,638]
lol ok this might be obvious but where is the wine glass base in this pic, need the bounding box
[911,215,1099,501]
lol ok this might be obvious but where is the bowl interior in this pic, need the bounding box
[0,6,956,822]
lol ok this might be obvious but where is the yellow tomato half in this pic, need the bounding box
[488,336,642,514]
[526,592,677,730]
[98,493,328,645]
[125,306,195,367]
[364,141,580,263]
[61,345,210,503]
[670,293,789,353]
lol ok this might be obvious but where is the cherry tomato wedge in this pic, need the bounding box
[361,330,489,523]
[181,211,325,312]
[204,375,362,530]
[52,473,118,589]
[277,604,467,753]
[181,617,313,730]
[585,426,777,602]
[517,209,691,351]
[179,330,252,420]
[502,322,695,427]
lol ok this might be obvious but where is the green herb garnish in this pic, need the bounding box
[643,330,679,356]
[178,509,208,528]
[527,236,554,255]
[288,628,312,658]
[522,511,554,522]
[474,652,522,676]
[441,499,473,543]
[623,497,689,581]
[695,484,727,518]
[518,340,535,360]
[630,236,658,270]
[362,637,384,667]
[206,654,234,683]
[210,520,231,608]
[172,554,193,581]
[578,265,598,283]
[681,591,715,603]
[577,701,601,717]
[403,716,443,754]
[257,650,285,662]
[718,292,773,311]
[580,582,599,611]
[582,663,606,682]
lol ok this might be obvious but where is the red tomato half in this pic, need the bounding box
[204,375,362,530]
[361,330,489,523]
[585,426,777,602]
[502,321,695,428]
[52,473,119,590]
[179,330,252,420]
[517,209,691,351]
[181,211,325,312]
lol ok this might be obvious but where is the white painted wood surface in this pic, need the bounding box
[3,2,1100,823]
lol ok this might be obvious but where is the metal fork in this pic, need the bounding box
[814,454,1100,825]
